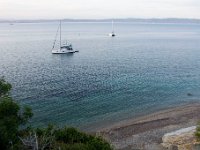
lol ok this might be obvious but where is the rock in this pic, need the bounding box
[169,145,178,150]
[187,93,193,96]
[193,144,200,150]
[162,126,198,150]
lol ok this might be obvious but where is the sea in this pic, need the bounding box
[0,22,200,131]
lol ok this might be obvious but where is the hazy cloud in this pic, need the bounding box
[0,0,200,19]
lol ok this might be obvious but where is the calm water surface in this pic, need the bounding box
[0,22,200,131]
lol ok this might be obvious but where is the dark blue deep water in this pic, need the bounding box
[1,22,200,131]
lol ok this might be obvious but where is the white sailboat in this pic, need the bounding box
[108,20,116,37]
[52,20,78,54]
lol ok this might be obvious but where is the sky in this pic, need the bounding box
[0,0,200,19]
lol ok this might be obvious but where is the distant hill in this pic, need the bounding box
[1,18,200,24]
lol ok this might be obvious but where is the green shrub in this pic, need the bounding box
[0,77,12,97]
[56,127,91,144]
[0,78,113,150]
[55,143,90,150]
[87,136,112,150]
[55,127,113,150]
[0,78,33,150]
[196,123,200,140]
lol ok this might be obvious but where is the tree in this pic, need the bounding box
[21,125,57,150]
[0,78,33,149]
[0,77,12,97]
[0,78,113,150]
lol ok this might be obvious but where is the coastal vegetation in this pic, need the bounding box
[195,123,200,140]
[0,78,113,150]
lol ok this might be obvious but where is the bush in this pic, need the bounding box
[20,126,113,150]
[56,127,91,144]
[196,122,200,140]
[55,127,113,150]
[87,136,112,150]
[0,78,33,150]
[0,78,112,150]
[55,143,90,150]
[0,78,12,97]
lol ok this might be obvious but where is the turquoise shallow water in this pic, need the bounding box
[1,22,200,131]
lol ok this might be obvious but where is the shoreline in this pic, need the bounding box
[97,102,200,149]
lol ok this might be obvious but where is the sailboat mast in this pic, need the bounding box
[60,20,61,48]
[112,20,114,32]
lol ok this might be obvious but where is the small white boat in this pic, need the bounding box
[52,42,75,54]
[109,20,116,37]
[109,32,116,37]
[52,20,78,54]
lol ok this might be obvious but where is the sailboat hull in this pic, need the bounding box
[52,48,75,54]
[109,33,116,37]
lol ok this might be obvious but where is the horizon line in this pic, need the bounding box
[1,18,200,24]
[1,17,200,21]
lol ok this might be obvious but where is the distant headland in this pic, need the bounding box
[1,18,200,24]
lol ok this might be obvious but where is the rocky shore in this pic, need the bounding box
[162,126,200,150]
[97,102,200,150]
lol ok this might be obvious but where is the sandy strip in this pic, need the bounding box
[97,102,200,150]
